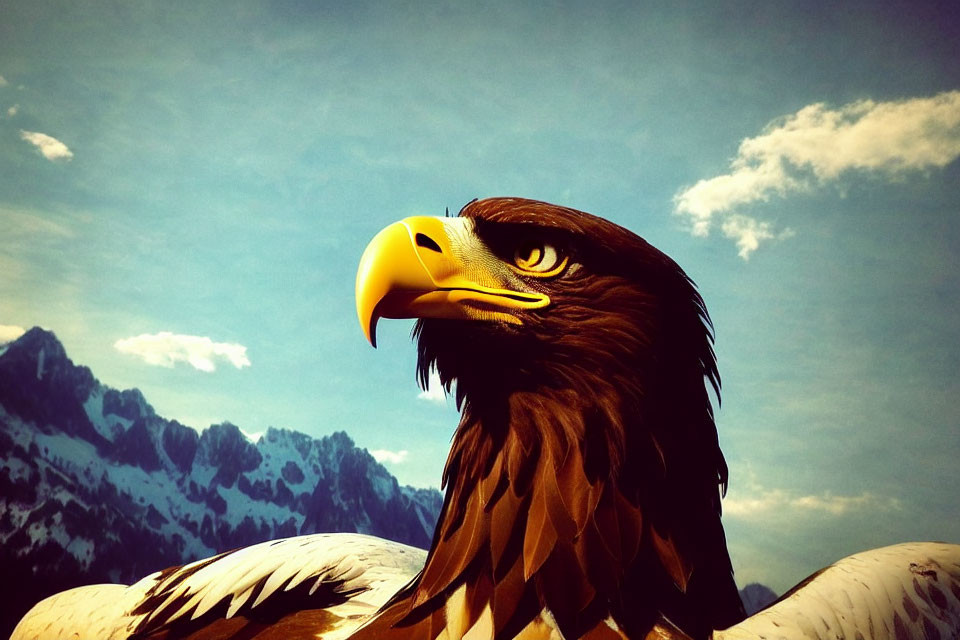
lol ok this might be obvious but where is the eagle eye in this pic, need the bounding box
[511,241,568,278]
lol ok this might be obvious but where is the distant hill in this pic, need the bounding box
[739,582,779,615]
[0,327,442,637]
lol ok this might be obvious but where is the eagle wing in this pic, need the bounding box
[11,533,425,640]
[715,542,960,640]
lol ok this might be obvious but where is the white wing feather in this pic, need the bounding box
[716,542,960,640]
[10,532,426,640]
[9,582,154,640]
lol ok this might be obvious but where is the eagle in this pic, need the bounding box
[12,198,960,640]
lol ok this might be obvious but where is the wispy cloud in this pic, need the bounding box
[0,75,7,87]
[417,368,449,405]
[114,332,251,372]
[0,325,26,344]
[724,487,901,518]
[7,104,18,117]
[674,90,960,258]
[370,449,409,464]
[2,206,74,237]
[20,130,74,162]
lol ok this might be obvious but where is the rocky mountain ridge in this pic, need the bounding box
[0,327,442,636]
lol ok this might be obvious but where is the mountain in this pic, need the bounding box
[739,582,779,615]
[0,327,443,638]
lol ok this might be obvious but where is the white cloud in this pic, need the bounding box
[114,332,251,372]
[719,215,796,261]
[417,368,448,405]
[7,104,18,117]
[674,90,960,258]
[0,75,7,87]
[0,324,26,344]
[724,487,901,518]
[20,130,74,161]
[721,215,774,261]
[370,449,409,465]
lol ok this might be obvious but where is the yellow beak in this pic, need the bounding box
[356,216,551,346]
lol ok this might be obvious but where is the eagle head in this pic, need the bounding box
[358,198,718,413]
[355,197,741,639]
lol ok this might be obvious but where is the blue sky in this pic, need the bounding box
[2,0,958,593]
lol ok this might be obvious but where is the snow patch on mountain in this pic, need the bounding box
[217,483,304,530]
[82,387,112,441]
[35,347,45,381]
[83,386,135,443]
[65,537,95,568]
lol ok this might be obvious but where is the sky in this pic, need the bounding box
[1,0,959,594]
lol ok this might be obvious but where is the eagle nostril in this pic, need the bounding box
[416,233,442,253]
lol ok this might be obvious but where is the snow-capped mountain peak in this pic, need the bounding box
[0,327,442,637]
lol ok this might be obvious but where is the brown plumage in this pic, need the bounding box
[354,198,745,639]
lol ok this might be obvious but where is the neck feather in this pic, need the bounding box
[361,324,734,639]
[364,379,663,639]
